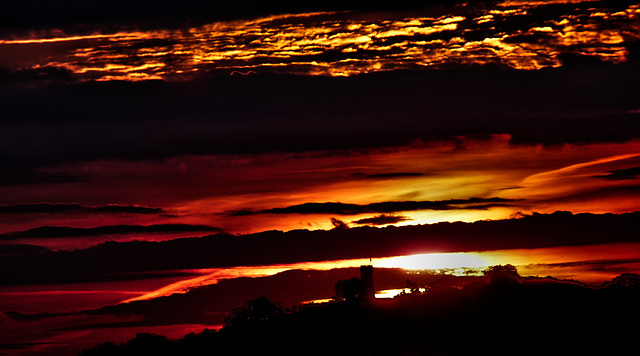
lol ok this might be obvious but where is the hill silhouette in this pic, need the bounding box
[79,272,640,356]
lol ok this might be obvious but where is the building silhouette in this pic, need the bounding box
[360,264,375,300]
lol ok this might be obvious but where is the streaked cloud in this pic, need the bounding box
[0,224,222,240]
[352,172,425,179]
[593,166,640,180]
[3,211,639,286]
[0,203,164,215]
[351,214,411,225]
[226,197,519,216]
[2,1,638,81]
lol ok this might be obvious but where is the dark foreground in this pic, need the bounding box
[79,274,640,356]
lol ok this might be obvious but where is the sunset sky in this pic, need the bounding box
[1,0,640,354]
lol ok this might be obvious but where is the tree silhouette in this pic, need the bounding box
[77,334,173,356]
[483,264,520,287]
[397,279,423,296]
[77,271,640,356]
[609,273,640,287]
[483,264,519,279]
[77,341,119,356]
[223,296,285,328]
[334,277,361,302]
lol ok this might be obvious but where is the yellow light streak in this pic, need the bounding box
[376,253,490,270]
[0,33,128,45]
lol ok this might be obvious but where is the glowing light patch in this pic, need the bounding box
[376,288,428,298]
[0,33,141,45]
[376,253,490,270]
[301,298,334,304]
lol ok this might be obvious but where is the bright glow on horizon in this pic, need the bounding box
[376,253,490,270]
[376,288,429,299]
[122,241,640,303]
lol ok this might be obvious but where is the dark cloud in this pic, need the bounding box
[593,166,640,180]
[2,310,74,322]
[93,205,166,214]
[527,258,640,273]
[0,66,76,87]
[1,61,639,175]
[3,211,639,285]
[0,203,164,215]
[352,172,425,179]
[0,167,82,186]
[534,184,640,206]
[496,186,524,191]
[329,218,349,230]
[0,224,223,240]
[229,203,361,216]
[0,341,70,350]
[228,197,519,216]
[0,244,49,255]
[351,214,411,226]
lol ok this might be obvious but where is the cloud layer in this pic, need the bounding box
[227,197,518,216]
[2,63,639,178]
[0,203,164,215]
[2,211,639,285]
[0,224,223,240]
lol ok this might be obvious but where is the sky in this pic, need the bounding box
[1,0,640,354]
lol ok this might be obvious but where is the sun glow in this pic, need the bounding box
[376,253,491,270]
[124,240,640,303]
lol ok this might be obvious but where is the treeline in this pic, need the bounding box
[79,272,640,356]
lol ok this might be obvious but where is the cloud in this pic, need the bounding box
[496,186,524,191]
[0,203,164,215]
[533,184,640,207]
[0,224,223,240]
[0,244,50,255]
[0,340,71,351]
[352,172,425,179]
[0,66,75,87]
[0,167,82,186]
[227,197,519,216]
[329,218,349,230]
[3,310,74,322]
[1,59,639,175]
[593,166,640,180]
[3,211,639,286]
[351,214,411,226]
[526,258,640,273]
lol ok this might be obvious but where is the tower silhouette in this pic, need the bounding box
[360,264,375,300]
